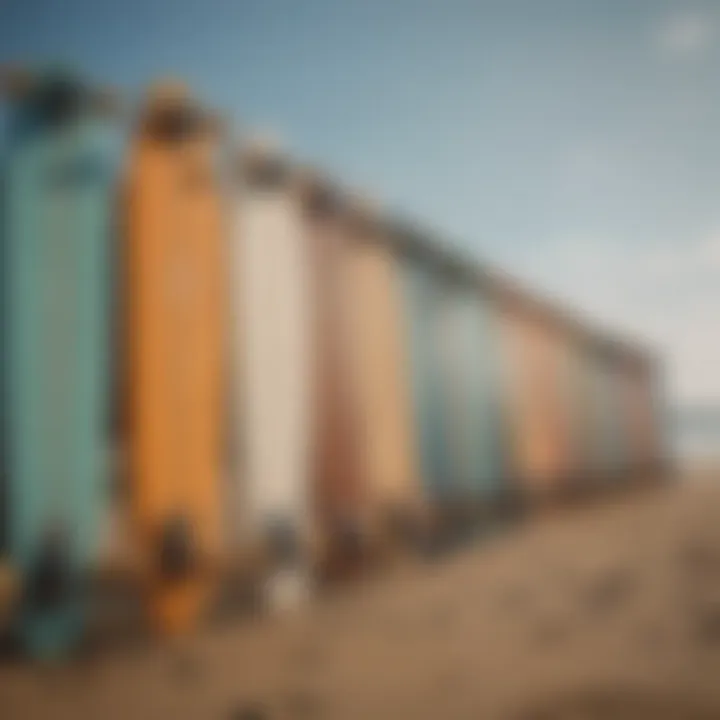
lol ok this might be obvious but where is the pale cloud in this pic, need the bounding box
[505,231,720,407]
[563,145,615,184]
[701,231,720,267]
[555,144,619,200]
[654,12,714,56]
[644,230,720,277]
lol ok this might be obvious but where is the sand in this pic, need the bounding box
[3,474,720,719]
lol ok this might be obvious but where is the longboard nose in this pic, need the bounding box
[144,78,190,107]
[141,81,219,142]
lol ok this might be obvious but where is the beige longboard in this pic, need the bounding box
[231,142,314,597]
[341,203,422,543]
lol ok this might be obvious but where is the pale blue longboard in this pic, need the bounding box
[1,68,115,656]
[401,261,451,501]
[400,258,457,552]
[436,285,505,513]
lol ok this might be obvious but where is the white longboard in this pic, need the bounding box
[231,146,314,600]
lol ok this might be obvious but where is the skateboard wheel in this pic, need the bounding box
[25,535,72,610]
[265,519,302,568]
[158,516,196,581]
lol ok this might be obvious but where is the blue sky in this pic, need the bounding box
[1,0,718,406]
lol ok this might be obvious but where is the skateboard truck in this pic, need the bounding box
[158,516,197,581]
[25,526,72,611]
[265,517,303,569]
[333,514,366,563]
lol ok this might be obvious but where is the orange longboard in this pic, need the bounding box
[500,308,572,499]
[123,83,225,634]
[621,355,660,475]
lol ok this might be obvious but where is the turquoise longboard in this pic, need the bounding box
[1,68,116,656]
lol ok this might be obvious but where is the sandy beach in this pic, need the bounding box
[3,474,720,719]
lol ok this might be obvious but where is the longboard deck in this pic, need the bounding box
[587,348,626,482]
[301,183,373,575]
[622,359,661,474]
[563,338,596,487]
[125,87,224,634]
[232,148,314,589]
[436,286,504,506]
[500,310,571,499]
[1,69,115,655]
[400,260,452,510]
[342,215,421,540]
[544,327,581,488]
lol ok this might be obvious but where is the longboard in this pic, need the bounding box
[622,357,662,476]
[500,309,570,500]
[232,143,314,601]
[300,178,367,577]
[124,83,225,634]
[435,285,504,513]
[563,336,596,490]
[545,326,582,490]
[0,67,116,655]
[341,204,422,548]
[399,258,453,524]
[607,348,632,479]
[639,360,665,474]
[588,346,626,482]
